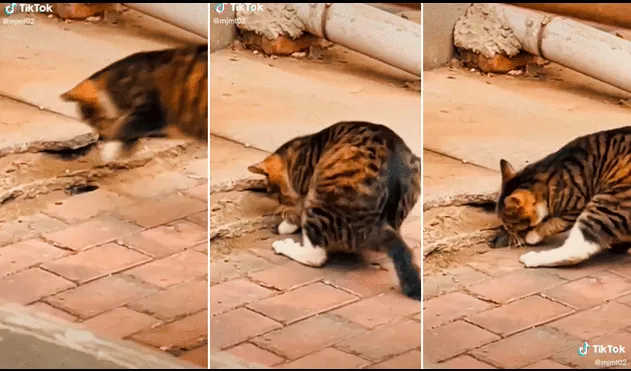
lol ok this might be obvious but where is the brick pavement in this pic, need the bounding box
[210,215,422,369]
[0,162,209,368]
[424,246,631,369]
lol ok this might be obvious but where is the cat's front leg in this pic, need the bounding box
[275,204,302,235]
[524,217,574,245]
[520,225,602,268]
[277,220,300,235]
[520,202,611,268]
[272,230,328,267]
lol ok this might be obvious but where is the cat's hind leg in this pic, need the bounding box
[99,92,164,162]
[519,194,628,268]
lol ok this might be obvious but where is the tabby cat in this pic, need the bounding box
[492,126,631,268]
[247,121,422,300]
[60,44,208,162]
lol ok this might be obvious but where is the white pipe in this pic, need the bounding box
[123,3,208,39]
[495,3,631,93]
[292,3,422,77]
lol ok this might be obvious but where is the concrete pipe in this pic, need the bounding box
[292,3,422,77]
[495,4,631,94]
[510,3,631,29]
[123,3,208,39]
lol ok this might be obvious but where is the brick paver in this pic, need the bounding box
[335,318,421,362]
[423,291,492,329]
[0,160,208,368]
[211,308,283,350]
[332,291,421,329]
[0,268,75,304]
[542,271,631,310]
[226,342,285,367]
[41,242,150,283]
[43,215,143,252]
[467,295,574,336]
[426,246,631,369]
[211,214,422,369]
[437,354,495,369]
[0,239,67,278]
[80,307,161,339]
[368,349,422,369]
[247,282,358,324]
[278,348,369,369]
[252,314,365,360]
[425,320,499,362]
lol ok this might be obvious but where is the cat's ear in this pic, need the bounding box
[500,159,516,185]
[247,161,268,176]
[60,80,98,104]
[248,155,283,177]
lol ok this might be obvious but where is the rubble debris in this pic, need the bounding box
[458,49,548,74]
[239,30,318,56]
[53,3,113,20]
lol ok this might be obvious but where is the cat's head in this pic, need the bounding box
[60,77,123,141]
[496,159,547,232]
[248,153,299,206]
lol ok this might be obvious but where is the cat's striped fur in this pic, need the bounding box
[248,121,422,300]
[60,44,208,162]
[492,126,631,267]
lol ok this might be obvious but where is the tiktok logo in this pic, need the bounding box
[578,342,591,357]
[4,3,17,16]
[215,3,225,14]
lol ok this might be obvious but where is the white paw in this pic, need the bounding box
[277,220,299,235]
[272,238,296,255]
[100,141,123,163]
[525,230,543,245]
[519,251,543,268]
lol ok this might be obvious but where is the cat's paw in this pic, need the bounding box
[100,141,123,163]
[272,238,297,255]
[525,230,543,245]
[277,220,299,235]
[519,251,543,268]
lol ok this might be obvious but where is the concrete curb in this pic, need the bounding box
[0,302,200,369]
[210,350,269,369]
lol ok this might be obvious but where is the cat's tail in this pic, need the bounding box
[382,226,421,301]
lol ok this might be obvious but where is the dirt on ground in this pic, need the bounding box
[0,142,205,220]
[423,204,500,275]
